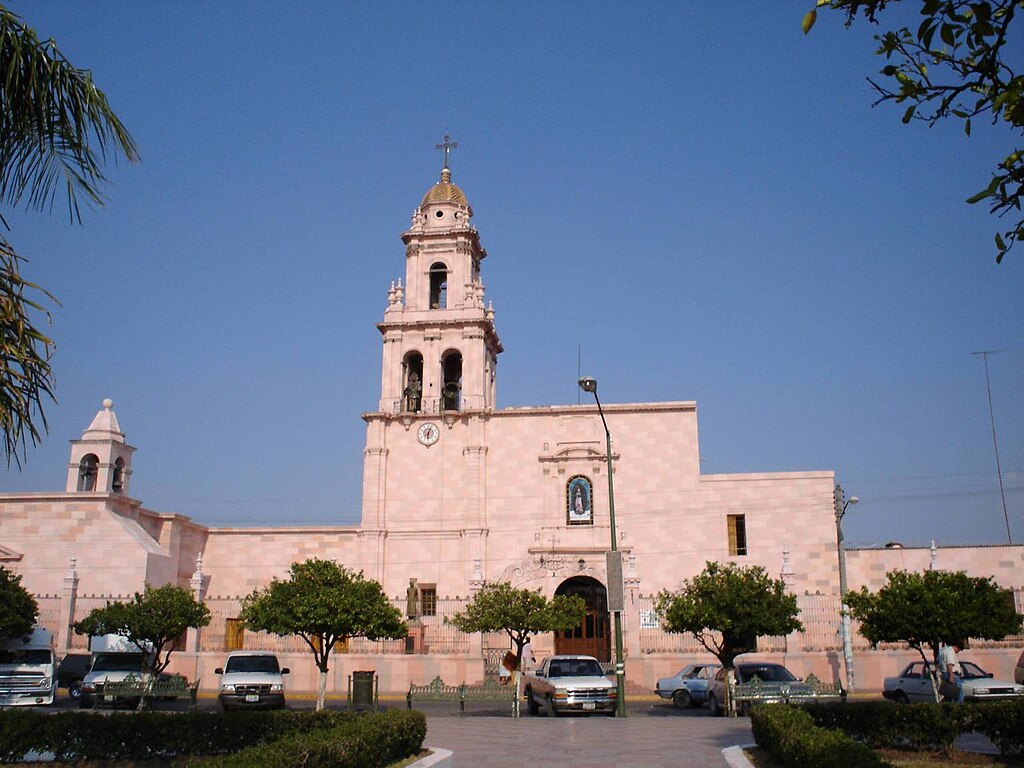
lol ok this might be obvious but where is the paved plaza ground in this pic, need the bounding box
[419,704,753,768]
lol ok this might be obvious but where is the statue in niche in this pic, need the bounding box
[404,372,422,412]
[406,578,419,620]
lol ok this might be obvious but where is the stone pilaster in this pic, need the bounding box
[58,557,79,651]
[186,554,207,653]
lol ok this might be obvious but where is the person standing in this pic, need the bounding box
[938,641,965,703]
[521,636,536,672]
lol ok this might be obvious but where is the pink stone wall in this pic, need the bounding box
[1,494,174,595]
[848,544,1024,591]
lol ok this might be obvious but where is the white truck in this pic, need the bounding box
[0,627,57,706]
[522,654,617,716]
[79,634,152,709]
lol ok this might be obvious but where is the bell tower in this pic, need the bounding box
[66,398,135,494]
[376,138,502,414]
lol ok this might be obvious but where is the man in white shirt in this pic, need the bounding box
[938,641,965,703]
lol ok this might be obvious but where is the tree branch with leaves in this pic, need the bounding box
[449,582,585,717]
[73,583,211,675]
[241,559,407,711]
[0,565,38,641]
[845,568,1023,701]
[656,562,803,715]
[804,0,1022,262]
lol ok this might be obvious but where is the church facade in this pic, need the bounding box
[2,159,1021,694]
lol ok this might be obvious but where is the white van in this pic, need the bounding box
[0,627,57,706]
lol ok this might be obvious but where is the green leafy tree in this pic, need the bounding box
[73,583,211,674]
[0,565,38,640]
[449,582,585,717]
[803,0,1022,262]
[240,559,407,711]
[845,569,1023,700]
[656,561,803,715]
[1,6,139,466]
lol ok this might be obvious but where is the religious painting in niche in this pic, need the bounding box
[566,475,593,526]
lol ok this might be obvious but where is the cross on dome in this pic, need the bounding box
[435,134,458,170]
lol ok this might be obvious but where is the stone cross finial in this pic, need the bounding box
[435,134,458,169]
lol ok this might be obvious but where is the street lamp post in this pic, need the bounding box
[834,484,858,693]
[578,376,627,718]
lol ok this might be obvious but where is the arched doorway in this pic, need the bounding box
[554,576,611,662]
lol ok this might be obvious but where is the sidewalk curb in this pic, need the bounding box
[721,743,756,768]
[413,747,453,768]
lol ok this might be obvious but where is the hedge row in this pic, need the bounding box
[187,710,427,768]
[0,708,426,766]
[802,699,1024,756]
[750,705,890,768]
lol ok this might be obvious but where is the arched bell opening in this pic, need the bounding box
[403,352,424,413]
[554,575,611,662]
[441,351,462,411]
[429,262,448,309]
[77,454,99,492]
[112,457,126,493]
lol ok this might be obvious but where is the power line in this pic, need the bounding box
[972,350,1012,544]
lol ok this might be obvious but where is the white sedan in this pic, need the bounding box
[883,660,1024,703]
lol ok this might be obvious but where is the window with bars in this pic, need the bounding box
[727,514,748,556]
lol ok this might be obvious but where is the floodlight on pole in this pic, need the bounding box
[577,376,627,718]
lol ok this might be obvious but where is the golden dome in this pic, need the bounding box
[420,167,472,214]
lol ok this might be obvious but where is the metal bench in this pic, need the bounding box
[730,673,844,714]
[99,675,199,710]
[407,675,516,716]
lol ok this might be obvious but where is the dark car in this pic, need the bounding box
[708,662,841,716]
[56,653,92,700]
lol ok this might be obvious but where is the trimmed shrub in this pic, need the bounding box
[187,710,427,768]
[965,699,1024,755]
[0,709,423,765]
[751,704,891,768]
[803,700,966,754]
[803,699,1022,756]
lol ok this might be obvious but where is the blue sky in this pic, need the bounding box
[2,2,1021,547]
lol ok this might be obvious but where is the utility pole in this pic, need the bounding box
[972,351,1012,544]
[834,484,858,693]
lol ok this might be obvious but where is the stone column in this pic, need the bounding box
[57,557,79,651]
[622,551,642,661]
[467,558,485,661]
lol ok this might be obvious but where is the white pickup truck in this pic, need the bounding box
[522,654,617,716]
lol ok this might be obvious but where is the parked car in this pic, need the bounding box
[707,661,841,716]
[522,655,617,716]
[216,651,289,711]
[1015,650,1024,686]
[655,663,720,708]
[56,653,92,701]
[883,660,1024,703]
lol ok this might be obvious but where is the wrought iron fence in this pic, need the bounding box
[68,594,131,649]
[197,595,473,655]
[635,590,1024,655]
[33,596,62,641]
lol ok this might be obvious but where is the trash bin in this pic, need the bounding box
[351,670,375,709]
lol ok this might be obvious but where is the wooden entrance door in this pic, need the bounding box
[553,576,611,662]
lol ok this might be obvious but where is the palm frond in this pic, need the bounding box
[0,7,139,222]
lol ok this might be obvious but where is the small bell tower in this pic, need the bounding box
[66,398,135,494]
[376,137,502,414]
